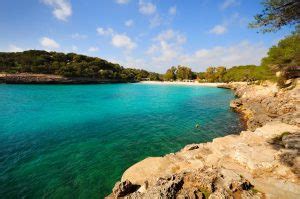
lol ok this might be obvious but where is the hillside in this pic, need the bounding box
[0,50,161,82]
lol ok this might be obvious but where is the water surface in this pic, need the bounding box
[0,83,243,198]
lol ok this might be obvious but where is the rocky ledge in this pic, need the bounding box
[0,73,132,84]
[107,79,300,199]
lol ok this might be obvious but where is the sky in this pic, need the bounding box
[0,0,293,72]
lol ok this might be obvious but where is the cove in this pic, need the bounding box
[0,83,243,198]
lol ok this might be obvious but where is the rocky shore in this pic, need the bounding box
[0,73,133,84]
[107,79,300,199]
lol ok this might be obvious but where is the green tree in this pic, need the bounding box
[164,66,177,81]
[197,72,206,80]
[148,72,162,81]
[261,34,300,72]
[0,50,158,82]
[205,67,216,82]
[249,0,300,33]
[215,66,226,82]
[176,66,193,80]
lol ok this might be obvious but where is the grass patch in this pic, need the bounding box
[199,187,211,199]
[250,187,259,194]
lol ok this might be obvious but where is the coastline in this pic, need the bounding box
[0,73,136,84]
[140,81,225,87]
[107,79,300,198]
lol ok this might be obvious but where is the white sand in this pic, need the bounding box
[140,81,223,87]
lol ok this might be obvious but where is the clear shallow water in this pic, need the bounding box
[0,83,243,198]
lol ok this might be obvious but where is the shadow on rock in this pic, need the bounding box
[268,132,300,177]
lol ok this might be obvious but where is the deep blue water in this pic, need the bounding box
[0,83,243,198]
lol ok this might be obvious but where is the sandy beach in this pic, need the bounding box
[140,81,224,87]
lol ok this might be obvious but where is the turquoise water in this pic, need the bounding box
[0,83,243,198]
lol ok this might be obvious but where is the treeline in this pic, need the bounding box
[164,33,299,83]
[197,65,275,82]
[164,65,274,83]
[0,50,161,81]
[164,66,197,81]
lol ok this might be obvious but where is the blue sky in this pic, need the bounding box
[0,0,293,72]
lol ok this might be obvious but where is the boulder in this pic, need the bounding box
[112,180,140,197]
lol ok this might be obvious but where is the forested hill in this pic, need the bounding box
[0,50,161,81]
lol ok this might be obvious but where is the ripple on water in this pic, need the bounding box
[0,84,243,198]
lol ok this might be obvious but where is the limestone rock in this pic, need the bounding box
[112,180,140,197]
[107,80,300,199]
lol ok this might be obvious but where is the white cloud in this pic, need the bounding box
[97,27,114,36]
[111,34,137,51]
[209,25,227,35]
[139,0,156,15]
[169,6,177,15]
[123,56,147,68]
[144,29,267,72]
[7,44,23,52]
[40,37,60,49]
[147,29,186,63]
[220,0,239,10]
[96,27,137,52]
[181,41,268,69]
[115,0,130,4]
[71,33,87,39]
[109,40,268,73]
[149,14,163,28]
[155,29,186,44]
[42,0,72,21]
[72,45,78,51]
[125,19,134,27]
[208,13,245,35]
[88,47,99,52]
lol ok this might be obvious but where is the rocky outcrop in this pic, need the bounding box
[0,73,133,84]
[227,81,299,131]
[107,80,300,199]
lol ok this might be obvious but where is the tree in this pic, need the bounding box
[176,66,193,80]
[205,67,216,82]
[197,72,206,80]
[148,72,162,81]
[215,67,226,82]
[261,34,300,72]
[0,50,159,82]
[164,66,177,81]
[249,0,300,33]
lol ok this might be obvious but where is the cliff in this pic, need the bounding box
[0,73,134,84]
[107,80,300,199]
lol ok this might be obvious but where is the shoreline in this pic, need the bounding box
[0,73,136,84]
[140,81,226,87]
[107,80,300,198]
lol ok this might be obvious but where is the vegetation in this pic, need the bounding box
[249,1,299,87]
[1,33,298,84]
[249,0,300,33]
[163,66,195,81]
[197,65,275,83]
[163,64,275,83]
[261,34,300,74]
[195,34,300,84]
[164,66,177,81]
[0,50,162,81]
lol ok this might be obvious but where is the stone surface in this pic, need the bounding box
[108,80,300,199]
[112,180,140,197]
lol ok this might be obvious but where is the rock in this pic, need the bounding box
[0,73,132,84]
[177,189,204,199]
[187,145,200,151]
[285,79,293,86]
[107,80,300,199]
[112,180,140,197]
[142,174,184,198]
[230,99,243,109]
[282,133,300,149]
